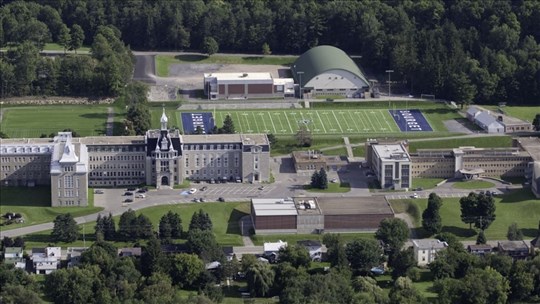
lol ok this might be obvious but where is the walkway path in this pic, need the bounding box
[106,107,114,136]
[343,137,354,159]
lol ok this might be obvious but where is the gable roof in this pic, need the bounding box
[291,45,369,88]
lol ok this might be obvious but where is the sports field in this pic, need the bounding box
[210,109,403,135]
[0,106,109,138]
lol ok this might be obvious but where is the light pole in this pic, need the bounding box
[297,71,304,99]
[385,70,394,97]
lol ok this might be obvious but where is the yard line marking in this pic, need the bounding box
[347,111,361,132]
[234,112,244,131]
[331,110,344,133]
[251,112,260,132]
[362,110,376,132]
[283,111,294,133]
[371,110,385,130]
[299,112,310,131]
[380,110,394,132]
[315,110,328,133]
[353,111,368,130]
[274,112,287,133]
[258,112,269,132]
[339,111,353,131]
[267,112,277,133]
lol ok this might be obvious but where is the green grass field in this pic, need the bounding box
[408,136,513,152]
[304,182,351,193]
[0,105,110,138]
[453,180,495,189]
[412,178,446,190]
[483,105,539,122]
[155,54,297,77]
[0,187,103,231]
[390,189,540,240]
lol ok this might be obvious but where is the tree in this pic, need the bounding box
[389,276,425,304]
[460,192,496,230]
[51,213,79,243]
[69,24,85,53]
[135,214,154,239]
[390,248,416,279]
[353,276,389,304]
[126,103,151,135]
[509,260,535,302]
[422,193,443,235]
[102,213,115,241]
[507,222,524,240]
[189,209,213,231]
[118,209,137,240]
[0,285,41,304]
[201,37,219,55]
[533,114,540,131]
[139,272,182,303]
[318,167,328,189]
[476,230,487,244]
[262,42,271,55]
[278,244,311,268]
[267,133,277,147]
[169,253,205,288]
[345,238,383,273]
[159,215,173,241]
[58,24,71,53]
[322,234,348,268]
[141,236,165,276]
[246,262,275,297]
[186,229,223,262]
[44,266,101,304]
[221,115,235,134]
[375,218,410,253]
[310,170,321,189]
[295,124,312,147]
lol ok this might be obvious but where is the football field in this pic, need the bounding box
[210,109,401,135]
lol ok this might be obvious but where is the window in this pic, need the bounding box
[64,176,73,188]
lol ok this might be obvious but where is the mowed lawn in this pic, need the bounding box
[0,187,103,231]
[484,105,539,122]
[183,109,402,135]
[390,189,540,240]
[1,106,109,138]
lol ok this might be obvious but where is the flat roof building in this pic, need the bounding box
[366,140,411,190]
[204,72,294,100]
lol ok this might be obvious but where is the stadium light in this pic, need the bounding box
[385,70,394,97]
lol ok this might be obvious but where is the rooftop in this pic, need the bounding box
[412,239,448,250]
[251,198,298,216]
[263,240,287,252]
[372,144,410,161]
[516,137,540,161]
[80,136,145,145]
[498,240,529,251]
[204,72,273,81]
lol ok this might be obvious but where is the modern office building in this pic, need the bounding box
[203,72,294,100]
[291,45,370,98]
[365,140,411,190]
[0,110,270,207]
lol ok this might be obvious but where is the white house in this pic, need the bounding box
[297,240,323,261]
[3,247,26,270]
[263,240,288,261]
[412,239,448,266]
[32,247,61,274]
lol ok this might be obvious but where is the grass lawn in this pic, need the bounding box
[483,105,539,122]
[155,54,296,77]
[1,43,91,53]
[251,232,376,246]
[408,136,512,152]
[389,189,540,240]
[0,187,103,231]
[0,105,110,138]
[412,178,446,190]
[23,202,250,248]
[376,269,437,300]
[304,182,351,193]
[453,180,495,189]
[321,146,348,156]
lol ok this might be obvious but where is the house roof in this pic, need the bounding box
[263,240,287,252]
[412,239,448,250]
[498,240,529,251]
[291,45,369,88]
[467,244,492,251]
[531,236,540,248]
[466,107,481,116]
[475,112,503,128]
[4,247,23,254]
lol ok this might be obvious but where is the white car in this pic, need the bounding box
[136,194,145,198]
[189,188,197,194]
[411,193,419,199]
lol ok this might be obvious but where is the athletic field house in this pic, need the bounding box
[250,196,394,235]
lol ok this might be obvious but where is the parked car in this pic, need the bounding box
[124,198,133,203]
[189,188,197,194]
[124,191,133,196]
[192,198,200,203]
[258,186,265,190]
[200,186,208,191]
[411,193,419,199]
[136,194,145,198]
[330,178,338,183]
[127,187,137,191]
[94,190,104,194]
[218,197,225,202]
[137,188,147,193]
[200,198,206,202]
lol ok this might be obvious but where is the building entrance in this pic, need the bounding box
[161,176,169,186]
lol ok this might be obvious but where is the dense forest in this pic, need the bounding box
[1,0,540,103]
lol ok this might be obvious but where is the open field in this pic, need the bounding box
[156,54,297,77]
[0,187,102,231]
[483,105,539,122]
[389,189,540,240]
[0,105,111,138]
[412,178,446,190]
[304,182,351,193]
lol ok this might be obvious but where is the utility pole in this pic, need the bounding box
[297,71,304,99]
[385,70,394,97]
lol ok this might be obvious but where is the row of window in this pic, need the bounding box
[183,144,241,151]
[87,146,144,153]
[186,155,238,168]
[186,168,239,177]
[89,163,144,170]
[89,179,142,186]
[89,155,145,162]
[89,171,144,177]
[59,189,79,198]
[1,156,50,163]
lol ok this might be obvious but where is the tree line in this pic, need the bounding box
[2,0,540,105]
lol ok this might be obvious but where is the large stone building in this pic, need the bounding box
[0,110,270,207]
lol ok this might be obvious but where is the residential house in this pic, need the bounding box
[498,241,529,259]
[412,239,448,266]
[118,247,142,257]
[67,247,88,268]
[263,240,287,262]
[297,240,323,261]
[32,247,61,274]
[3,247,26,270]
[531,236,540,255]
[467,244,493,256]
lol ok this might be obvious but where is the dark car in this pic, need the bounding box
[94,190,104,194]
[124,198,133,203]
[127,187,137,191]
[137,189,147,193]
[200,186,208,191]
[124,191,133,196]
[218,197,225,202]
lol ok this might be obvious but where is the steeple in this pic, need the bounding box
[160,106,168,130]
